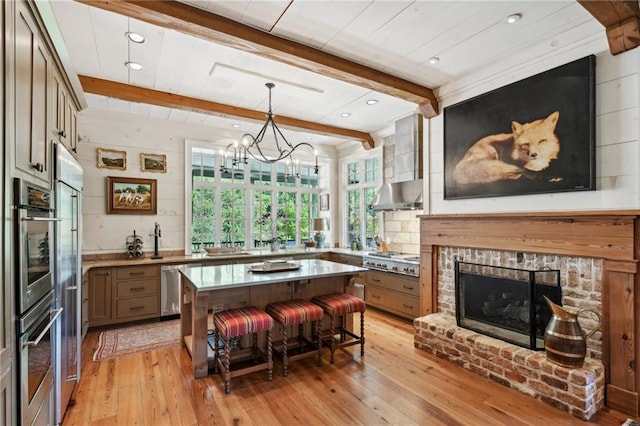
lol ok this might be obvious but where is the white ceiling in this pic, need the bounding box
[49,0,603,148]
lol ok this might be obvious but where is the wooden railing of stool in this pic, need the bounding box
[310,293,366,363]
[212,306,274,394]
[265,299,324,376]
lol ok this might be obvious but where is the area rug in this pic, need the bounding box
[93,320,180,361]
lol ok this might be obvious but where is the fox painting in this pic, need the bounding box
[453,111,562,184]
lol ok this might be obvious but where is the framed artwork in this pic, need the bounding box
[140,153,167,173]
[319,193,329,211]
[107,176,157,215]
[444,55,596,200]
[97,148,127,170]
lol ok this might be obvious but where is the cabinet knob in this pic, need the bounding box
[58,130,67,138]
[31,163,44,172]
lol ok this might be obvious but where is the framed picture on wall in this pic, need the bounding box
[140,153,167,173]
[443,55,596,200]
[319,193,329,211]
[107,176,157,215]
[97,148,127,170]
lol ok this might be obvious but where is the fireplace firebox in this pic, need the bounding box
[455,261,561,350]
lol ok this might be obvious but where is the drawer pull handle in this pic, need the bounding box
[371,278,381,283]
[402,303,413,309]
[129,271,145,275]
[130,306,145,310]
[130,286,145,291]
[371,294,381,299]
[402,285,414,290]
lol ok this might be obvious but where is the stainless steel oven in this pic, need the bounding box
[14,178,57,315]
[18,291,62,425]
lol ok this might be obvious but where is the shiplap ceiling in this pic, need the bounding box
[49,0,604,148]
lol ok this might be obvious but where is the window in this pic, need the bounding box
[187,143,320,254]
[343,154,381,249]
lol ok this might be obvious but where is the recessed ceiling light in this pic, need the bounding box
[305,136,312,140]
[428,57,440,65]
[550,40,559,47]
[340,113,351,118]
[125,31,146,43]
[231,124,241,128]
[503,13,521,24]
[366,99,378,105]
[125,61,143,71]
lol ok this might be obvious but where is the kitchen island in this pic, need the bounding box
[179,259,366,378]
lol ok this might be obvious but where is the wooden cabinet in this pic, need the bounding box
[51,68,78,154]
[364,270,419,319]
[0,365,13,426]
[328,252,363,267]
[87,265,160,327]
[114,265,159,320]
[88,268,112,326]
[14,1,51,185]
[88,266,160,327]
[81,275,89,339]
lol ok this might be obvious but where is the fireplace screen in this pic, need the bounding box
[455,261,561,350]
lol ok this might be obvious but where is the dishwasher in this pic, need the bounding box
[160,264,188,319]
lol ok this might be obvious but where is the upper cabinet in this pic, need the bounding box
[9,0,86,187]
[13,2,51,185]
[51,66,78,154]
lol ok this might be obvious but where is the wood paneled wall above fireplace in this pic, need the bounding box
[418,210,640,417]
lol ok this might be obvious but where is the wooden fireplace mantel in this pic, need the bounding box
[418,210,640,416]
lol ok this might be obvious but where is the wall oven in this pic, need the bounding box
[18,291,62,425]
[14,178,57,315]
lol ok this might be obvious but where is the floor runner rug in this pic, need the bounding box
[93,320,180,361]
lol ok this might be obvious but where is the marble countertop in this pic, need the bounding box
[82,247,368,275]
[180,258,367,292]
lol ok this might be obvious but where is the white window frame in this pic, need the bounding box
[340,148,383,249]
[185,140,320,254]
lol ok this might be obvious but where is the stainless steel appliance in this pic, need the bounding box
[18,291,62,426]
[53,142,83,425]
[161,264,184,319]
[14,179,56,315]
[363,252,420,277]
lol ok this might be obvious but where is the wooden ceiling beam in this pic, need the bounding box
[79,75,375,148]
[75,0,439,117]
[578,0,640,55]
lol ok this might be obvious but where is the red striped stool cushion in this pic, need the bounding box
[214,306,274,338]
[265,299,324,326]
[311,293,366,316]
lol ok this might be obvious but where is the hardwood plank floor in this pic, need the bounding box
[64,309,632,425]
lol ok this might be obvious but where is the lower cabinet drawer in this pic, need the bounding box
[365,286,420,319]
[116,278,158,298]
[116,296,158,319]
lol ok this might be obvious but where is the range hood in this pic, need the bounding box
[371,113,423,211]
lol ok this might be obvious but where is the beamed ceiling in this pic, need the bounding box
[48,0,638,149]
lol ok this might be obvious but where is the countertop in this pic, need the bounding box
[180,258,367,292]
[82,247,368,275]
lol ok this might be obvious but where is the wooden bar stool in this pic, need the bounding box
[311,293,366,363]
[265,299,324,376]
[212,306,274,394]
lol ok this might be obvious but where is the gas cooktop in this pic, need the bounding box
[363,252,420,277]
[365,252,419,262]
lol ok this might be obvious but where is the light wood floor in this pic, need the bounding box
[64,309,632,425]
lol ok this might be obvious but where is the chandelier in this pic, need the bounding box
[219,83,319,178]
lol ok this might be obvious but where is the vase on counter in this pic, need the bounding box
[270,239,279,252]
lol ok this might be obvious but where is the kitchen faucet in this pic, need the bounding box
[151,222,163,259]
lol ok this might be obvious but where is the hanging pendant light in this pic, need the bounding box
[222,83,318,175]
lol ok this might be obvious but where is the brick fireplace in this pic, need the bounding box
[415,247,604,419]
[416,211,640,418]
